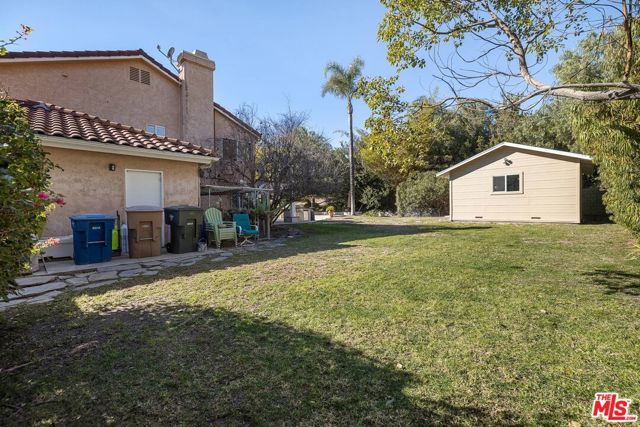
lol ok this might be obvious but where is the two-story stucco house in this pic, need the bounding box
[0,49,260,238]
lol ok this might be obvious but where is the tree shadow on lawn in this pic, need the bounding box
[0,301,522,426]
[583,268,640,296]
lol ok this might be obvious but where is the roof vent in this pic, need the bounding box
[140,69,150,85]
[129,66,139,82]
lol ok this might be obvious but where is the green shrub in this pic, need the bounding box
[326,205,336,214]
[396,172,449,216]
[572,102,640,239]
[0,98,58,299]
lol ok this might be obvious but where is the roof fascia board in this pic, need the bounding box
[40,135,216,165]
[436,142,592,177]
[213,104,261,138]
[1,55,181,84]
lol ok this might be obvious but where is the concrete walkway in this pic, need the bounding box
[2,239,287,311]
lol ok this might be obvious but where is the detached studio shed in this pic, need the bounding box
[436,142,604,224]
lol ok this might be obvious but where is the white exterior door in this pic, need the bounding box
[125,170,163,208]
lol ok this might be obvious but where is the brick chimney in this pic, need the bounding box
[178,50,215,148]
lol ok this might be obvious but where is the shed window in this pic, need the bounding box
[493,174,521,193]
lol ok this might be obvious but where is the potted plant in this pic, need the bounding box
[326,205,335,218]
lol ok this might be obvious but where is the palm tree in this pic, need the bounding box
[322,57,364,216]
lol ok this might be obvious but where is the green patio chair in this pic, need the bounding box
[233,213,259,246]
[204,208,237,248]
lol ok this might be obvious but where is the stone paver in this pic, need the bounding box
[88,270,119,282]
[161,262,178,268]
[0,291,64,310]
[4,238,287,310]
[65,277,89,286]
[15,275,56,287]
[97,263,142,273]
[119,269,145,278]
[13,281,66,299]
[75,280,117,291]
[141,260,163,267]
[75,271,94,277]
[28,291,63,304]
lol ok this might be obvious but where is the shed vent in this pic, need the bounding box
[140,69,151,85]
[475,216,483,219]
[129,66,139,82]
[531,216,541,220]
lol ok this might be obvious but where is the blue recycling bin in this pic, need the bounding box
[69,214,116,265]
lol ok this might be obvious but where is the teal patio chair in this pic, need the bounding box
[204,208,237,248]
[233,213,259,246]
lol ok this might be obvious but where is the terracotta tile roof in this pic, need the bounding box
[19,100,213,158]
[0,49,180,81]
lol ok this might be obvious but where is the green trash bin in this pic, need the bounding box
[164,205,203,253]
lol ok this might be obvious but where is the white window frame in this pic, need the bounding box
[145,124,166,137]
[491,172,524,195]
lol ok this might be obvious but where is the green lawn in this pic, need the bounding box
[1,218,639,426]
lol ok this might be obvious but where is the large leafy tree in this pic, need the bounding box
[490,102,577,152]
[377,0,640,108]
[359,75,491,184]
[322,57,364,215]
[555,27,640,237]
[333,132,396,212]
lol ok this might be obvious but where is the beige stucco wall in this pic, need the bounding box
[449,147,582,223]
[214,110,257,143]
[43,147,200,237]
[0,59,182,138]
[178,52,215,147]
[200,110,258,187]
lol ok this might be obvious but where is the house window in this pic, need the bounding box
[492,174,521,193]
[146,124,166,137]
[222,139,237,160]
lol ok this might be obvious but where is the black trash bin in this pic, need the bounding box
[164,205,203,253]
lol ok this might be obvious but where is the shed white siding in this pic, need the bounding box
[449,146,582,223]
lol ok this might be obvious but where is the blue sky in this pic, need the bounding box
[3,1,566,144]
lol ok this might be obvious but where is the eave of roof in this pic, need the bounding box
[20,99,215,162]
[0,49,181,82]
[436,142,593,177]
